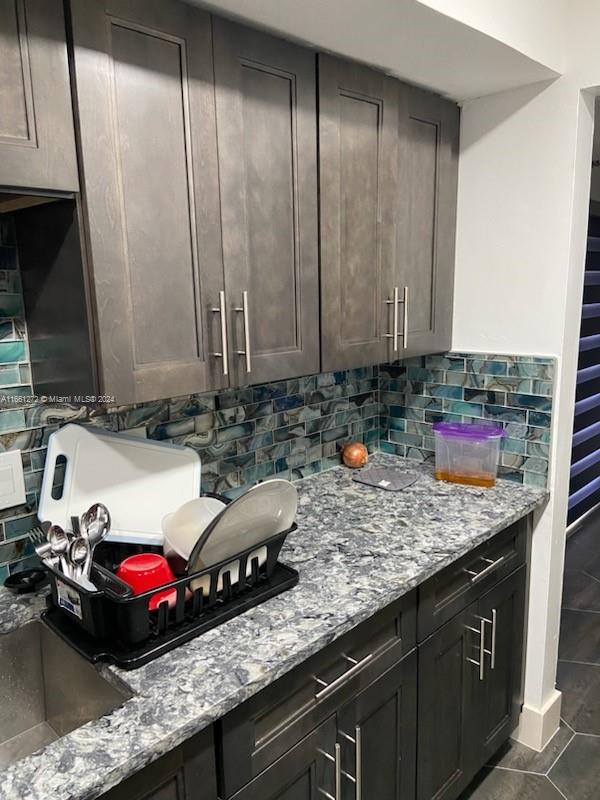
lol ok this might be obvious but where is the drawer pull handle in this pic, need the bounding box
[463,554,506,584]
[314,653,374,701]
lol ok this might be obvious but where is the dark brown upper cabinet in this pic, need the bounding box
[20,5,459,403]
[319,55,400,372]
[69,0,227,405]
[319,55,459,371]
[212,18,320,386]
[399,87,459,358]
[0,0,78,192]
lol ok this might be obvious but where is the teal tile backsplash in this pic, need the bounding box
[379,353,554,488]
[0,216,555,575]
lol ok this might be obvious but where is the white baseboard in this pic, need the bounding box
[512,689,562,752]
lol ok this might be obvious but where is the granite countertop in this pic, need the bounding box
[0,453,547,800]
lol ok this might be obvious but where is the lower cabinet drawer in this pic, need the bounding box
[217,590,416,797]
[417,517,529,642]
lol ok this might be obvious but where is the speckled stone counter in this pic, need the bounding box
[0,453,547,800]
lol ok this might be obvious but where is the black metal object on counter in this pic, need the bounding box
[4,567,48,594]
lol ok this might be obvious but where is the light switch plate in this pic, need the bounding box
[0,450,26,510]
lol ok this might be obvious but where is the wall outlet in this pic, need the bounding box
[0,450,26,510]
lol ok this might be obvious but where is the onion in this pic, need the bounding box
[342,442,369,469]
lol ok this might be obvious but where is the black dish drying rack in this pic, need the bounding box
[42,502,298,669]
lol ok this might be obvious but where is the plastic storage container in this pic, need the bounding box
[432,422,505,487]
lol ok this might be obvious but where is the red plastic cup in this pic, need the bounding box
[116,553,177,611]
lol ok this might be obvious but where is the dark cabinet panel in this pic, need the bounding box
[228,717,337,800]
[16,198,96,397]
[319,55,459,372]
[418,566,528,800]
[417,603,480,800]
[219,593,416,797]
[70,0,227,404]
[99,727,217,800]
[319,54,401,371]
[337,652,417,800]
[397,88,459,357]
[0,0,78,191]
[213,18,319,385]
[478,567,527,761]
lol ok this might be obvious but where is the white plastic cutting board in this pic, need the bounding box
[39,424,201,545]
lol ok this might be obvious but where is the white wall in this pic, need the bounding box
[418,0,567,75]
[453,79,580,356]
[196,0,559,100]
[453,74,594,748]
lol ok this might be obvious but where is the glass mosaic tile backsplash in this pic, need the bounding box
[0,217,555,577]
[379,353,554,487]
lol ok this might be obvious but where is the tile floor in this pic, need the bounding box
[460,506,600,800]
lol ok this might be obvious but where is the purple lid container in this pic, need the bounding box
[432,421,505,440]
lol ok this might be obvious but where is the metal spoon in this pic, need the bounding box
[81,503,111,540]
[80,503,111,572]
[67,537,97,589]
[47,524,72,576]
[69,537,90,577]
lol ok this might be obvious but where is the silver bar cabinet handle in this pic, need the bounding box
[337,729,359,793]
[335,743,342,800]
[318,744,342,800]
[466,617,486,680]
[384,286,400,352]
[463,554,506,585]
[392,286,400,352]
[490,608,497,669]
[314,653,374,701]
[234,290,252,373]
[355,725,362,800]
[210,290,229,376]
[478,617,486,681]
[317,746,336,800]
[402,285,409,349]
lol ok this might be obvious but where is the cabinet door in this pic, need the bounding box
[337,652,417,800]
[0,0,78,191]
[229,717,338,800]
[417,603,481,800]
[99,728,217,800]
[477,567,527,763]
[213,19,319,385]
[396,88,459,358]
[70,0,227,405]
[319,54,399,371]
